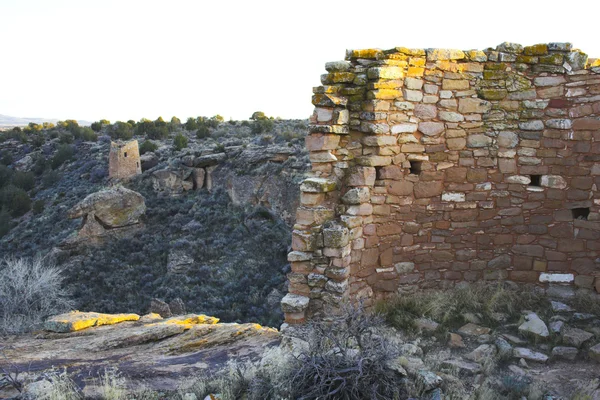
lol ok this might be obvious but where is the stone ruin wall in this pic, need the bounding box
[281,42,600,324]
[109,140,142,179]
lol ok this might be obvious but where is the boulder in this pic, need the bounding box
[465,344,497,363]
[416,370,443,391]
[169,298,186,315]
[448,333,465,348]
[562,327,594,348]
[152,169,194,194]
[551,346,578,361]
[590,343,600,362]
[518,312,549,339]
[513,347,548,363]
[441,359,482,376]
[167,250,194,274]
[45,311,140,333]
[551,301,573,312]
[68,186,146,228]
[150,299,172,318]
[458,323,491,336]
[140,152,159,171]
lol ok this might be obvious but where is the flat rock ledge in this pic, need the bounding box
[44,311,220,333]
[44,311,141,333]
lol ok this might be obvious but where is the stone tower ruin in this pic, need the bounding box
[109,140,142,179]
[281,42,600,324]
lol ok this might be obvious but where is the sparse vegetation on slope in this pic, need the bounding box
[0,114,308,328]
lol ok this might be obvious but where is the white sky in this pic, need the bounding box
[0,0,598,123]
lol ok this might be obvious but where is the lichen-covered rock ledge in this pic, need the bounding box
[283,42,600,324]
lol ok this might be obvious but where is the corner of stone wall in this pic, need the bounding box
[283,42,600,324]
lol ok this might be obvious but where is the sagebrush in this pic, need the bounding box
[0,256,73,334]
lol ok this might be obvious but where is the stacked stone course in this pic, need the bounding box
[109,140,142,179]
[281,42,600,324]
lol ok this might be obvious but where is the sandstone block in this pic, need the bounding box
[300,178,337,193]
[540,175,567,189]
[418,121,445,136]
[342,188,370,204]
[466,134,492,148]
[347,167,376,186]
[305,134,341,151]
[281,294,309,313]
[497,131,519,148]
[458,98,492,114]
[414,181,444,198]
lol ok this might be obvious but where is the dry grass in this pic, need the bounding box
[378,283,551,334]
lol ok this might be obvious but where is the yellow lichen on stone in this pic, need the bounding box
[427,49,465,61]
[523,44,548,56]
[367,89,402,100]
[387,47,426,57]
[435,61,465,73]
[159,314,220,326]
[346,48,384,60]
[45,311,140,333]
[589,58,600,67]
[406,67,425,77]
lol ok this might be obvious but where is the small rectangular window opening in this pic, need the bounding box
[124,152,128,158]
[572,208,590,220]
[529,175,541,186]
[409,161,422,175]
[136,162,139,168]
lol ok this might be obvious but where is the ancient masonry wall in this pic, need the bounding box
[109,140,142,179]
[281,42,600,324]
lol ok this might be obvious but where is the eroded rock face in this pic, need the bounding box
[66,186,146,244]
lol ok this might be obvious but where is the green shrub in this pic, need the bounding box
[59,132,74,144]
[80,127,98,142]
[32,155,48,176]
[91,119,109,132]
[173,133,188,150]
[12,171,35,191]
[0,164,13,188]
[1,151,13,166]
[42,170,61,187]
[32,199,45,215]
[51,145,75,169]
[139,140,158,155]
[146,125,169,140]
[185,117,198,131]
[251,118,274,134]
[0,208,11,238]
[196,125,210,139]
[111,122,134,140]
[0,185,31,217]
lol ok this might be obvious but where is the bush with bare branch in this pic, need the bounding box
[281,303,406,400]
[0,256,74,335]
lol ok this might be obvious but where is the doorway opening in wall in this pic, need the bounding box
[572,207,590,220]
[529,175,541,186]
[409,161,422,175]
[124,152,128,158]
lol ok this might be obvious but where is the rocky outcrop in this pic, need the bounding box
[148,144,307,225]
[66,186,146,244]
[0,312,279,397]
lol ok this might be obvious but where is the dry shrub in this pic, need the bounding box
[283,303,405,400]
[0,256,74,334]
[183,303,405,400]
